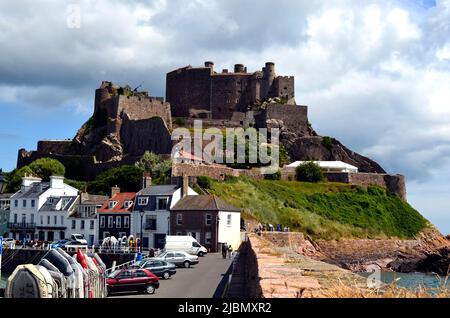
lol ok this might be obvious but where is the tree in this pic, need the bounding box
[29,158,65,181]
[5,166,35,193]
[295,161,324,183]
[197,176,213,189]
[87,165,143,195]
[135,151,171,184]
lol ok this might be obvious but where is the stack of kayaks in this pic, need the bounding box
[5,248,107,298]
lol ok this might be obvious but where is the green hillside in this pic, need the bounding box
[207,177,429,240]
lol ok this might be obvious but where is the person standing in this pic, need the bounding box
[221,243,227,259]
[228,245,233,259]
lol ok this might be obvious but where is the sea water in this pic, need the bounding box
[358,271,450,293]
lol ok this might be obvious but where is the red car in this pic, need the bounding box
[107,268,160,295]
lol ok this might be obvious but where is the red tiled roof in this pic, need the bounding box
[98,192,136,213]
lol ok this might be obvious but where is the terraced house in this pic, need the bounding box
[133,180,198,250]
[8,176,78,241]
[98,188,135,241]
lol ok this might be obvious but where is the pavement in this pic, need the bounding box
[110,253,234,298]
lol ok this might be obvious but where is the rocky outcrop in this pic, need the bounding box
[314,229,450,275]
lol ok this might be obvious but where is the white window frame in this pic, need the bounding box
[116,216,122,228]
[100,216,105,228]
[108,216,114,228]
[108,201,117,209]
[156,197,169,210]
[205,232,212,244]
[138,197,148,206]
[176,213,183,225]
[72,220,76,229]
[90,220,94,230]
[124,216,130,228]
[227,214,232,227]
[205,213,212,225]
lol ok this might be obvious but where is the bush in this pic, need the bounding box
[28,158,66,181]
[295,161,324,183]
[197,176,213,189]
[5,166,36,193]
[264,170,281,180]
[135,151,171,184]
[87,165,143,194]
[322,136,333,152]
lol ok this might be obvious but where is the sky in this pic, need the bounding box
[0,0,449,233]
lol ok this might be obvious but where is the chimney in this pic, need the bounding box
[204,61,214,71]
[21,175,42,192]
[111,185,120,197]
[234,64,245,73]
[142,172,152,189]
[80,192,89,203]
[50,175,64,189]
[181,175,189,198]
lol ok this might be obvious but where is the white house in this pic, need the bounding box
[286,161,359,173]
[37,195,77,241]
[132,183,198,249]
[9,176,79,241]
[66,193,109,246]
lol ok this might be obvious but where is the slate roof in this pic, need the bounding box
[39,196,78,211]
[11,182,50,199]
[171,195,240,212]
[138,185,178,196]
[80,194,109,205]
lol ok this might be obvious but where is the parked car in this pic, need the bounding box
[154,251,199,268]
[1,237,15,248]
[70,234,88,245]
[164,235,208,257]
[49,239,70,249]
[133,259,176,279]
[107,268,160,295]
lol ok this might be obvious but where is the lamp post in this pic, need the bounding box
[0,169,7,194]
[216,215,220,253]
[167,216,170,235]
[139,210,144,251]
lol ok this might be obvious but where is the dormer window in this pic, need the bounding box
[124,201,133,209]
[138,197,148,205]
[108,201,117,209]
[48,198,55,204]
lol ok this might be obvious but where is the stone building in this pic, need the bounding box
[166,61,295,120]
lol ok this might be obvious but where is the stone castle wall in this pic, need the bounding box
[36,140,72,155]
[166,62,295,120]
[264,104,308,133]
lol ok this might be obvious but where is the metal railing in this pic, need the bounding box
[7,222,36,229]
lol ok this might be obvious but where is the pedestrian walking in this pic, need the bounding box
[149,248,155,258]
[228,245,233,259]
[221,243,228,259]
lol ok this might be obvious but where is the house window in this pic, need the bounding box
[21,214,26,223]
[47,215,50,225]
[100,216,105,228]
[116,216,122,228]
[14,200,18,207]
[30,214,34,224]
[124,216,130,228]
[60,216,64,225]
[138,197,148,206]
[72,220,76,229]
[205,232,212,244]
[176,214,183,225]
[108,216,114,228]
[108,201,117,209]
[205,214,212,225]
[90,220,94,230]
[31,200,35,208]
[157,198,168,210]
[54,216,57,225]
[40,216,43,225]
[103,231,110,239]
[81,220,85,230]
[23,200,26,208]
[227,214,232,227]
[145,215,157,230]
[124,201,133,209]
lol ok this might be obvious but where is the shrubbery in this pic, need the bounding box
[196,176,213,189]
[295,161,324,183]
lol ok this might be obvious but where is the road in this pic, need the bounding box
[110,253,233,298]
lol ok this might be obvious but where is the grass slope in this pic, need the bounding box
[208,177,429,240]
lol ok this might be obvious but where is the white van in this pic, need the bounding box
[164,235,208,256]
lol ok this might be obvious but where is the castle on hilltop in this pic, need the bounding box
[166,61,295,120]
[17,61,399,197]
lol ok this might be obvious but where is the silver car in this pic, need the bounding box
[154,251,199,268]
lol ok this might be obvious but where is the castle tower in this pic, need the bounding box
[234,64,245,73]
[204,61,214,72]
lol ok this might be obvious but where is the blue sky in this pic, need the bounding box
[0,0,449,233]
